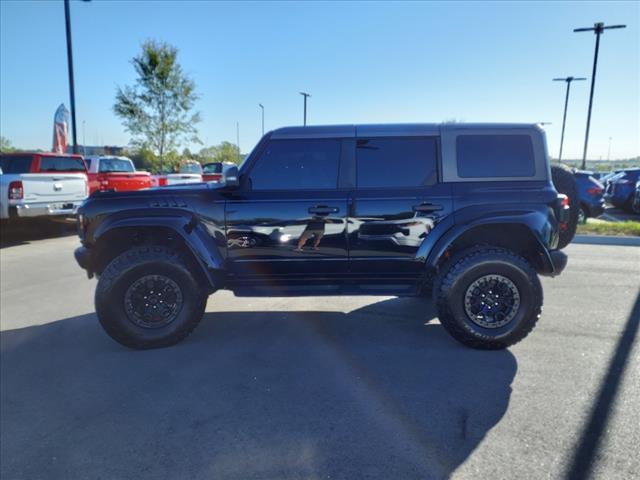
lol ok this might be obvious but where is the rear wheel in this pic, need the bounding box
[551,164,579,248]
[434,246,543,349]
[95,246,208,349]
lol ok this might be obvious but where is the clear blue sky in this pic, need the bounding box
[1,0,638,159]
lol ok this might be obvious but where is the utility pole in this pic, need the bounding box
[574,22,626,170]
[64,0,78,154]
[259,103,264,136]
[299,92,311,126]
[552,76,586,161]
[607,137,612,161]
[82,120,86,155]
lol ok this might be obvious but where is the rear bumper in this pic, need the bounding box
[11,201,83,218]
[539,249,568,277]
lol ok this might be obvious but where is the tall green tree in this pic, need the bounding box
[199,141,242,165]
[114,40,200,169]
[0,136,14,152]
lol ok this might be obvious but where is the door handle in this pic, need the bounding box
[412,203,443,213]
[309,205,339,215]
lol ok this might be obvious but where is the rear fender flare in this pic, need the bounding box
[420,209,556,274]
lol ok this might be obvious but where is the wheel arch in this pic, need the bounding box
[90,213,225,291]
[425,220,557,276]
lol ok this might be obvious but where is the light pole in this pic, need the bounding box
[574,22,626,170]
[82,120,86,155]
[552,76,586,161]
[63,0,78,154]
[259,103,264,136]
[299,92,311,126]
[607,137,612,161]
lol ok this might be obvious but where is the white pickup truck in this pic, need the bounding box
[152,160,203,187]
[0,153,88,221]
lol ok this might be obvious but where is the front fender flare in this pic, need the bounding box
[93,210,225,288]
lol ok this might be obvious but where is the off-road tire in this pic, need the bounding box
[434,246,543,350]
[551,164,579,249]
[95,246,208,349]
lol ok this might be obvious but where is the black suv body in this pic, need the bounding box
[75,123,570,350]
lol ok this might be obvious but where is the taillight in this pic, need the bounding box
[97,174,109,191]
[587,186,603,196]
[159,177,167,186]
[557,194,570,229]
[8,180,23,200]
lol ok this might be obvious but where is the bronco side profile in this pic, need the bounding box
[74,124,573,350]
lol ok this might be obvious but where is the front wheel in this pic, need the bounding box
[95,246,208,349]
[578,206,587,224]
[434,247,543,350]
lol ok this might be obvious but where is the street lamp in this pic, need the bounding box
[574,22,626,170]
[259,103,264,136]
[299,92,311,126]
[552,76,586,161]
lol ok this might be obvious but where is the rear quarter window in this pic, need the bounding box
[456,135,535,178]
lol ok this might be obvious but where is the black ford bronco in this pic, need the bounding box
[74,124,575,350]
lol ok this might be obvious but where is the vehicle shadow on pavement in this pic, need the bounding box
[0,221,75,249]
[0,297,516,480]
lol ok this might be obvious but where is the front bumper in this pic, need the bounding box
[586,201,605,218]
[74,246,94,278]
[539,249,568,277]
[11,201,83,218]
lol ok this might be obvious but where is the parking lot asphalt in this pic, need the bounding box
[601,207,639,222]
[1,234,639,480]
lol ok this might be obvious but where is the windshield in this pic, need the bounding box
[0,155,33,173]
[39,156,86,172]
[180,162,202,174]
[99,158,134,173]
[203,163,222,174]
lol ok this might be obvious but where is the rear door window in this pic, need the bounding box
[356,137,438,188]
[456,135,535,178]
[250,139,341,190]
[39,156,86,172]
[0,155,33,173]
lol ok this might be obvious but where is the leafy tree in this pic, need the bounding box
[114,40,201,170]
[199,141,242,165]
[182,147,193,159]
[123,147,157,171]
[0,136,14,152]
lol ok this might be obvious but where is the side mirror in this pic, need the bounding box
[223,166,240,188]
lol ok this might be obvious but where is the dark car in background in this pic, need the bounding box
[573,170,605,222]
[633,180,640,214]
[604,168,640,212]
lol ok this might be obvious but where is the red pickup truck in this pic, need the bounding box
[86,156,152,194]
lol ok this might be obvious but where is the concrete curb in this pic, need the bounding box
[573,235,640,246]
